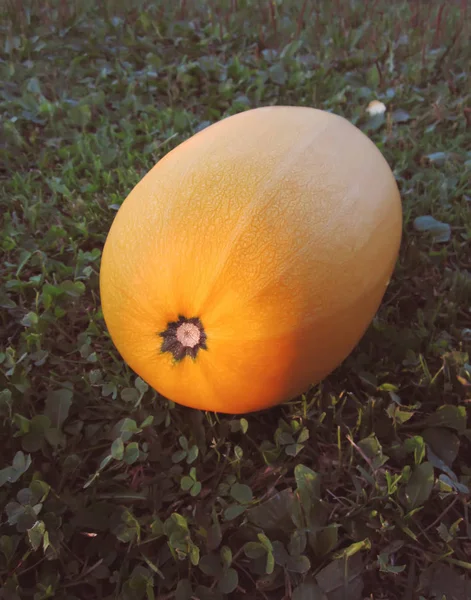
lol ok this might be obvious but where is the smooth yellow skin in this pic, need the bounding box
[100,106,402,414]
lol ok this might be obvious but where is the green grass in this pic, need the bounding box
[1,0,470,598]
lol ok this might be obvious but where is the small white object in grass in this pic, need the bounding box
[366,100,387,116]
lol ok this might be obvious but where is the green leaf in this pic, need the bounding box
[186,444,199,464]
[280,39,304,59]
[224,504,246,521]
[378,552,406,574]
[114,509,140,544]
[286,443,304,456]
[277,431,295,445]
[207,518,222,551]
[247,489,295,532]
[172,449,187,463]
[121,387,140,404]
[111,438,124,460]
[181,476,194,491]
[297,427,310,443]
[150,518,164,537]
[413,216,451,243]
[134,377,148,394]
[265,550,275,574]
[268,63,287,85]
[312,524,339,557]
[404,435,426,465]
[189,543,200,566]
[239,418,248,434]
[286,554,311,573]
[27,520,46,551]
[120,418,141,434]
[164,512,189,537]
[21,415,51,452]
[366,64,380,88]
[272,540,290,566]
[437,522,454,543]
[358,434,383,459]
[102,382,118,398]
[220,545,232,568]
[230,483,253,504]
[21,430,44,453]
[26,77,42,95]
[244,542,266,559]
[15,250,33,277]
[199,553,223,578]
[257,533,273,552]
[0,451,32,486]
[69,104,91,127]
[44,388,73,429]
[218,567,238,594]
[0,535,16,563]
[295,465,321,514]
[6,502,25,526]
[31,415,51,434]
[190,481,201,496]
[423,427,460,467]
[17,487,33,505]
[392,109,410,123]
[425,152,450,166]
[288,529,307,556]
[60,280,85,296]
[405,462,435,509]
[29,481,49,506]
[424,405,467,433]
[387,403,415,425]
[21,311,38,327]
[13,414,31,436]
[140,415,154,428]
[0,294,16,309]
[124,442,140,465]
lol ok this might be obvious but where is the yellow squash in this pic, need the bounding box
[100,106,402,413]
